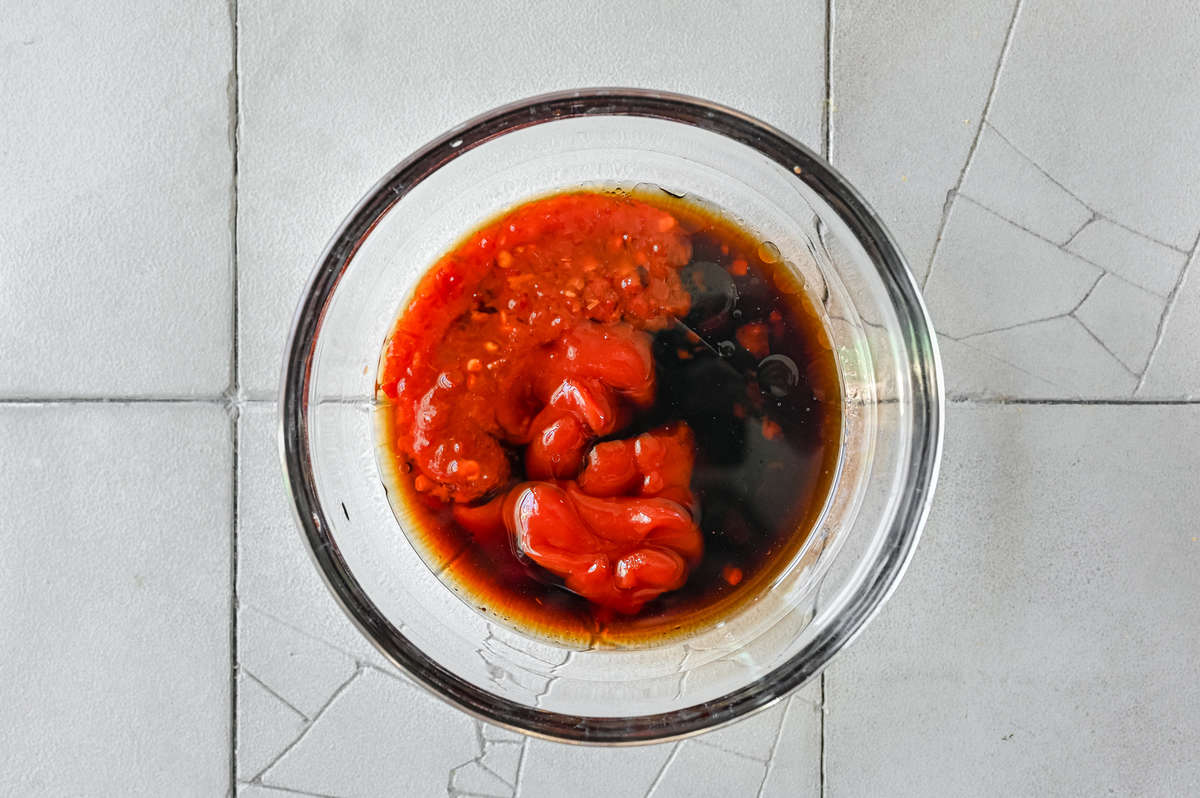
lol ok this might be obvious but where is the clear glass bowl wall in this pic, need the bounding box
[280,92,942,743]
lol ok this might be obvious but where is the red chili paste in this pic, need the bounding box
[379,193,704,612]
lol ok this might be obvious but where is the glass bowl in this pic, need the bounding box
[279,89,943,744]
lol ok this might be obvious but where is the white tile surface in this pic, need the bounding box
[236,672,307,780]
[1140,254,1200,399]
[236,400,822,793]
[843,0,1200,400]
[516,690,819,798]
[936,333,1062,400]
[237,404,396,670]
[5,1,1200,794]
[238,604,358,719]
[926,199,1100,339]
[831,0,1019,283]
[761,689,824,798]
[925,193,1180,397]
[1067,218,1190,299]
[650,740,766,797]
[1073,274,1162,374]
[455,739,521,795]
[960,123,1092,245]
[0,403,231,795]
[825,404,1200,797]
[258,667,478,797]
[986,0,1200,252]
[965,316,1138,397]
[236,0,826,396]
[693,700,787,761]
[237,784,311,798]
[519,738,674,798]
[0,3,232,398]
[237,784,304,798]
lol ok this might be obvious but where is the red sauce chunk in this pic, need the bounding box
[377,189,842,642]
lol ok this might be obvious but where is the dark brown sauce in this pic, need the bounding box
[376,188,842,646]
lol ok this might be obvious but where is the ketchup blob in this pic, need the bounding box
[379,193,702,612]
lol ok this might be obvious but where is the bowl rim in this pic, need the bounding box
[279,87,944,744]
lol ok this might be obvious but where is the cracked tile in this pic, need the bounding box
[0,2,232,397]
[238,0,824,395]
[926,199,1099,339]
[960,124,1092,244]
[825,404,1200,796]
[237,672,308,781]
[482,723,525,744]
[237,785,322,798]
[966,316,1137,396]
[531,664,692,717]
[987,0,1200,251]
[692,700,787,761]
[239,606,358,719]
[649,740,766,797]
[518,738,673,798]
[261,668,477,797]
[237,404,396,670]
[1066,217,1190,298]
[1139,255,1200,398]
[1073,274,1163,374]
[831,0,1018,282]
[480,647,552,701]
[760,687,823,798]
[482,628,572,674]
[451,759,511,797]
[449,724,520,797]
[0,405,230,795]
[937,334,1066,399]
[480,742,522,786]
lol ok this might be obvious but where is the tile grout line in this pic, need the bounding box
[822,0,832,161]
[921,0,1024,292]
[947,396,1200,406]
[0,396,231,405]
[0,396,277,406]
[227,0,242,792]
[228,402,241,793]
[228,1,241,399]
[816,3,835,792]
[820,5,832,795]
[819,674,827,798]
[3,395,1198,409]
